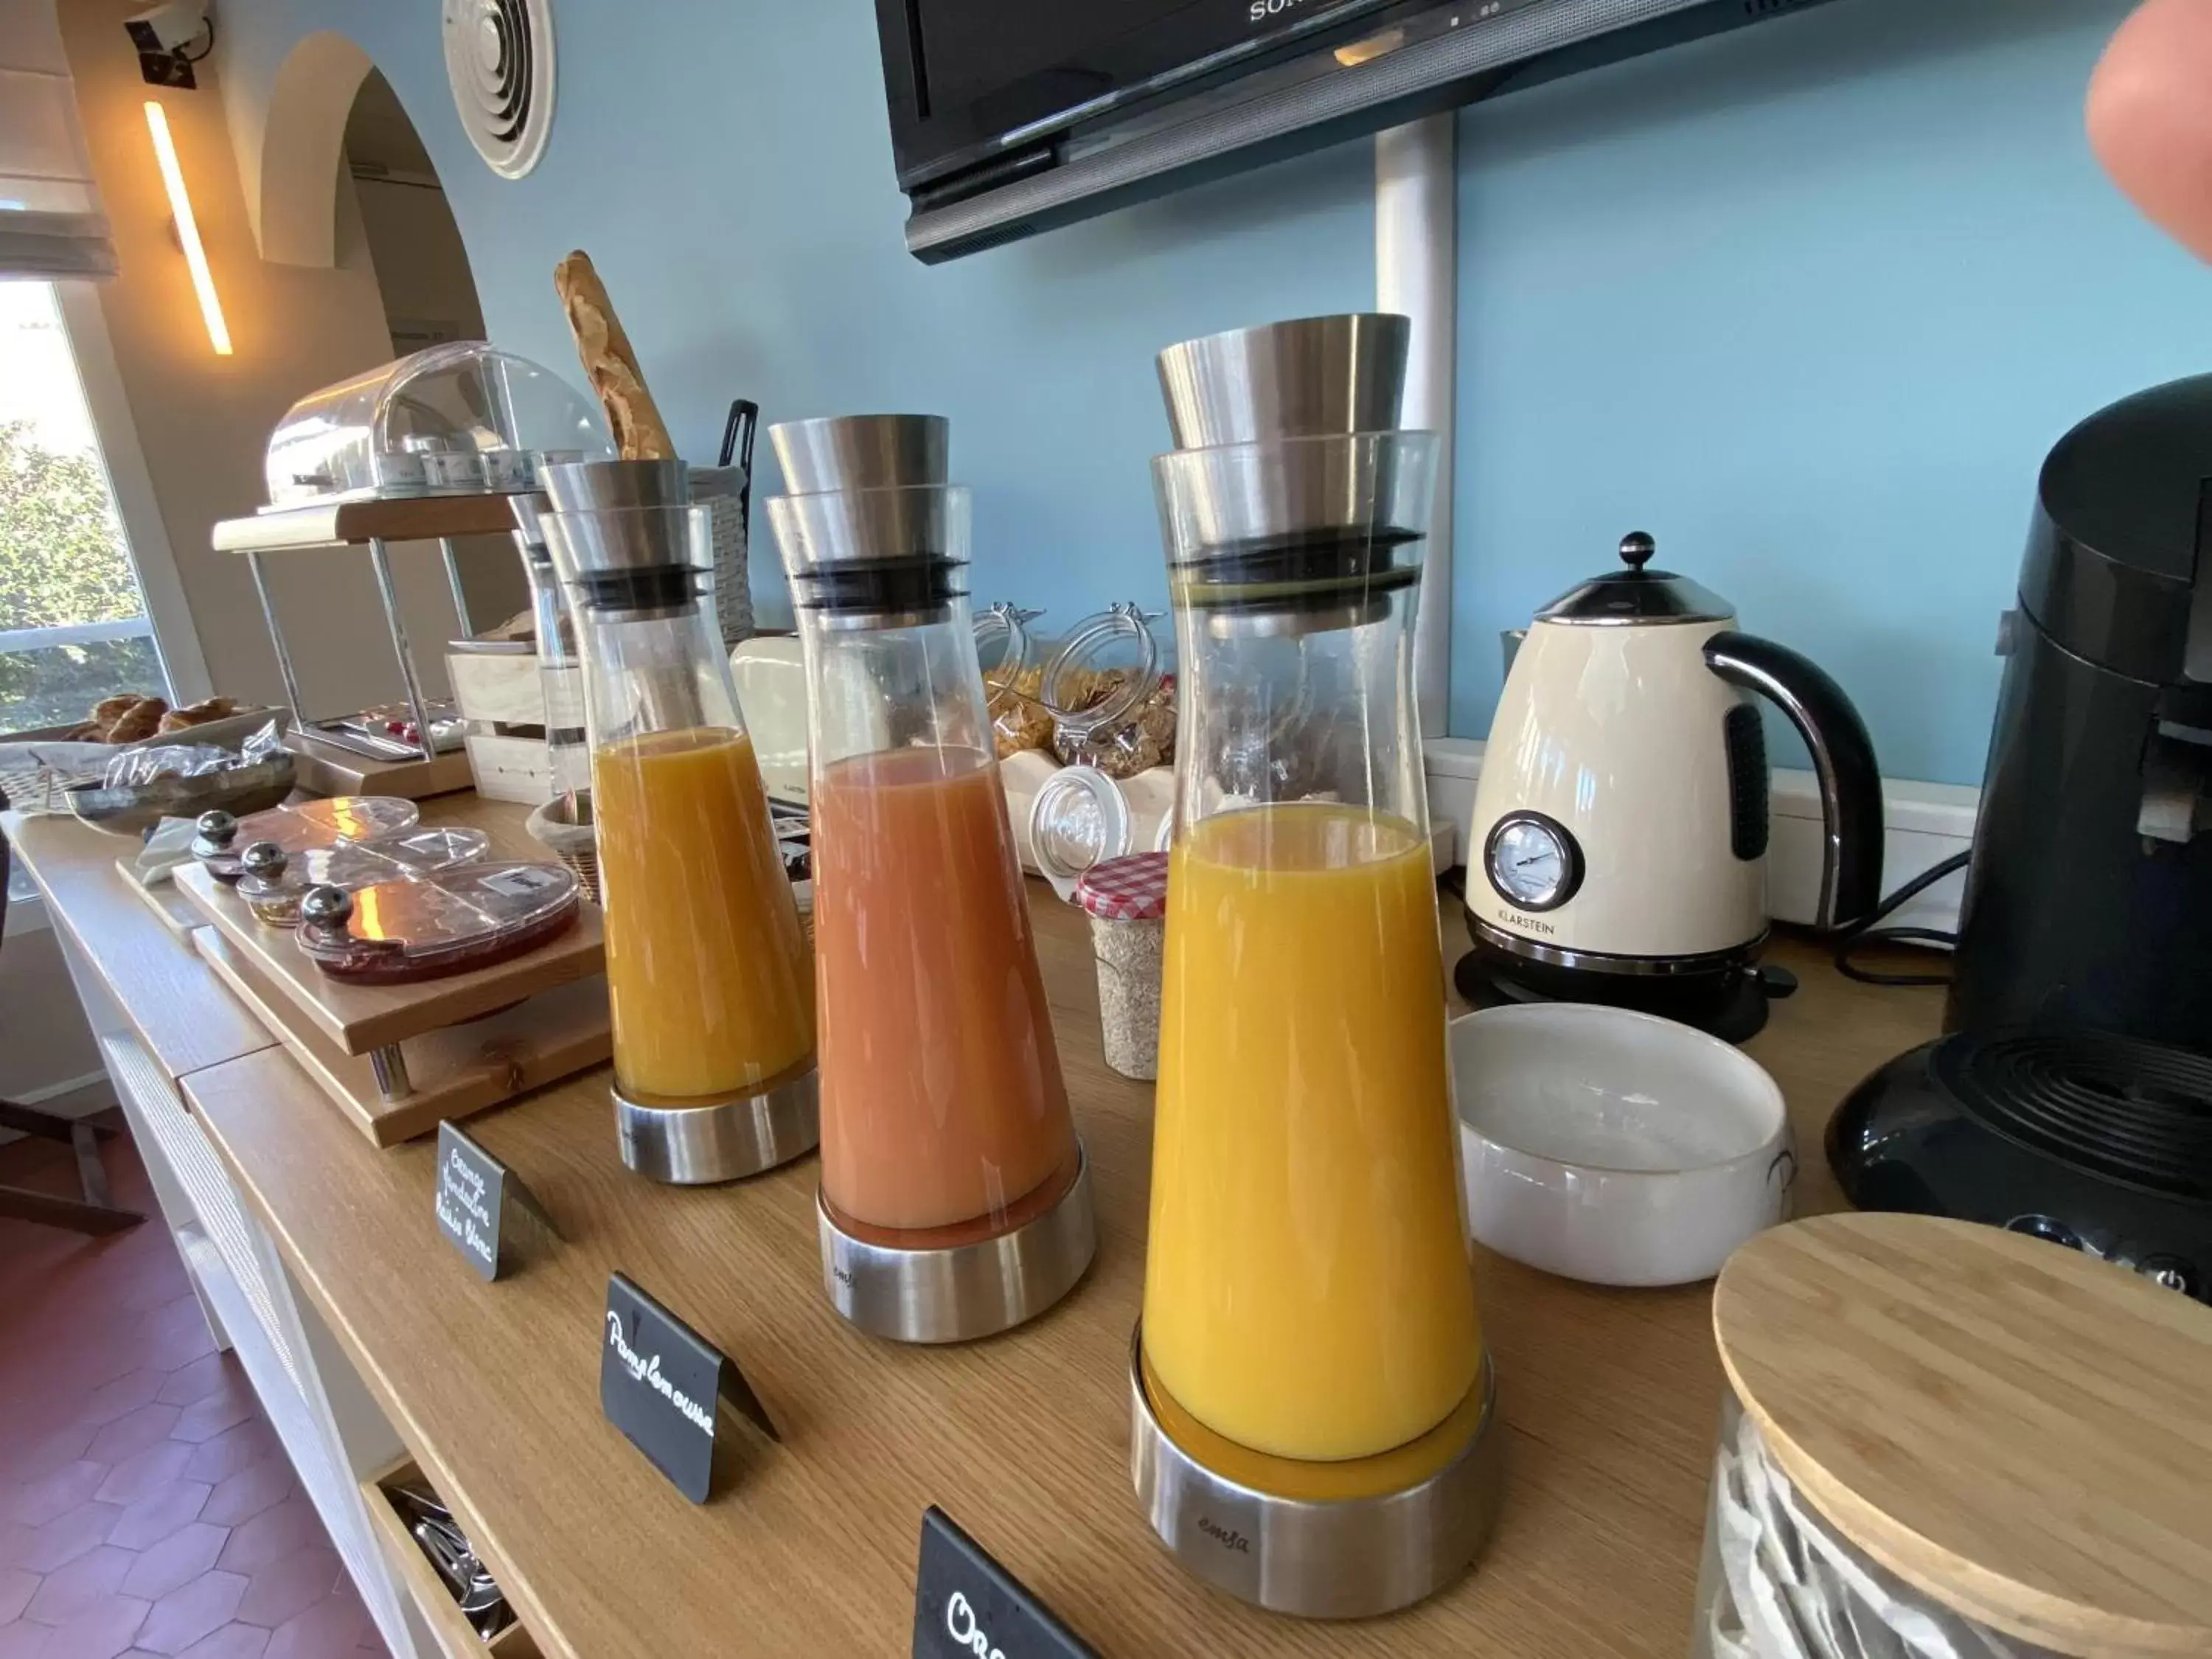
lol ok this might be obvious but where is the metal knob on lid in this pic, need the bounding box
[239,841,288,880]
[299,885,353,929]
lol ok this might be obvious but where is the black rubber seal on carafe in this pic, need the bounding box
[793,554,965,617]
[572,565,706,613]
[1171,526,1424,611]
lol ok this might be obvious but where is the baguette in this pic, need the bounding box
[552,251,675,462]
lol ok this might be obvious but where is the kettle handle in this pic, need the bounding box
[1703,632,1884,931]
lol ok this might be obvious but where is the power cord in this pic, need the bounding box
[1832,849,1972,987]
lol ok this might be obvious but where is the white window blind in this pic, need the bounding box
[0,0,115,280]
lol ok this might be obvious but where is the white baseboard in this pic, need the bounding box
[1424,737,1976,937]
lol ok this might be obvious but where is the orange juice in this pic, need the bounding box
[1143,802,1480,1462]
[592,726,815,1101]
[811,745,1076,1234]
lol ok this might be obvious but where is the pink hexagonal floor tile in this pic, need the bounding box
[107,1484,212,1556]
[206,1503,302,1585]
[15,1502,122,1575]
[257,1597,355,1659]
[198,1464,287,1534]
[93,1446,194,1513]
[7,1464,105,1531]
[170,1626,267,1659]
[83,1410,180,1473]
[229,1546,335,1635]
[175,1431,271,1496]
[0,1427,96,1490]
[74,1372,163,1432]
[150,1363,227,1415]
[133,1573,243,1657]
[22,1544,131,1626]
[33,1591,147,1659]
[126,1307,215,1380]
[118,1526,228,1604]
[164,1399,246,1455]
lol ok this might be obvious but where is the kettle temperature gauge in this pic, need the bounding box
[1484,812,1584,913]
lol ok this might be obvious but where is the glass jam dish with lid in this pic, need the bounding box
[191,797,421,882]
[232,827,492,927]
[294,860,580,984]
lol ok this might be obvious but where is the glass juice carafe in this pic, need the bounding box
[1132,430,1500,1618]
[766,470,1096,1343]
[540,467,818,1184]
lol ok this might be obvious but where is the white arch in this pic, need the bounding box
[250,30,374,268]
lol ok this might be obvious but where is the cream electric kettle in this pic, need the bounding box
[1460,533,1883,1040]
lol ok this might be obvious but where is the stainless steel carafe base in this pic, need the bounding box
[1129,1329,1502,1619]
[614,1064,820,1185]
[817,1145,1096,1343]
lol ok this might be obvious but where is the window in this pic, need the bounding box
[0,279,167,735]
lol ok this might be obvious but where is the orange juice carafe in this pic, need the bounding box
[540,463,818,1184]
[1131,397,1499,1620]
[765,417,1095,1345]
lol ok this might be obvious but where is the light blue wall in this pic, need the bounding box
[1452,0,2207,783]
[219,0,2211,789]
[218,0,1374,634]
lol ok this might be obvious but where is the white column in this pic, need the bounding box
[1375,113,1458,739]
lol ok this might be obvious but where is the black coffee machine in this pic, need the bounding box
[1830,375,2212,1301]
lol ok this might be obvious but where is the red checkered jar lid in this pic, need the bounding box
[1074,851,1169,921]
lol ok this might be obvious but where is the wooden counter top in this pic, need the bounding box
[8,802,1944,1656]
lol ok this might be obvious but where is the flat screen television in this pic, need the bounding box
[874,0,1839,262]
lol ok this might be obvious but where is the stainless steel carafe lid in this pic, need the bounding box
[540,497,711,622]
[768,414,947,494]
[539,457,689,512]
[1151,316,1431,638]
[1157,315,1411,449]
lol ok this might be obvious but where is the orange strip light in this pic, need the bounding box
[144,100,231,357]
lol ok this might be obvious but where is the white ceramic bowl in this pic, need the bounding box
[1450,1004,1795,1287]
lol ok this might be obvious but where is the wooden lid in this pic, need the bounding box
[1713,1214,2212,1658]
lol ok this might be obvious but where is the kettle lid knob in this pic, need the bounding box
[1619,532,1657,571]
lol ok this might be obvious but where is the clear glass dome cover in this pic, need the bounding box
[263,343,614,507]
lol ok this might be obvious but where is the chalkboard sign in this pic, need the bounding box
[436,1121,554,1281]
[913,1507,1098,1659]
[600,1273,777,1504]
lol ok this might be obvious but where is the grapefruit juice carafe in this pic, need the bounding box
[765,417,1096,1344]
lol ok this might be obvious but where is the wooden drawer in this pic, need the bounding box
[363,1457,540,1659]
